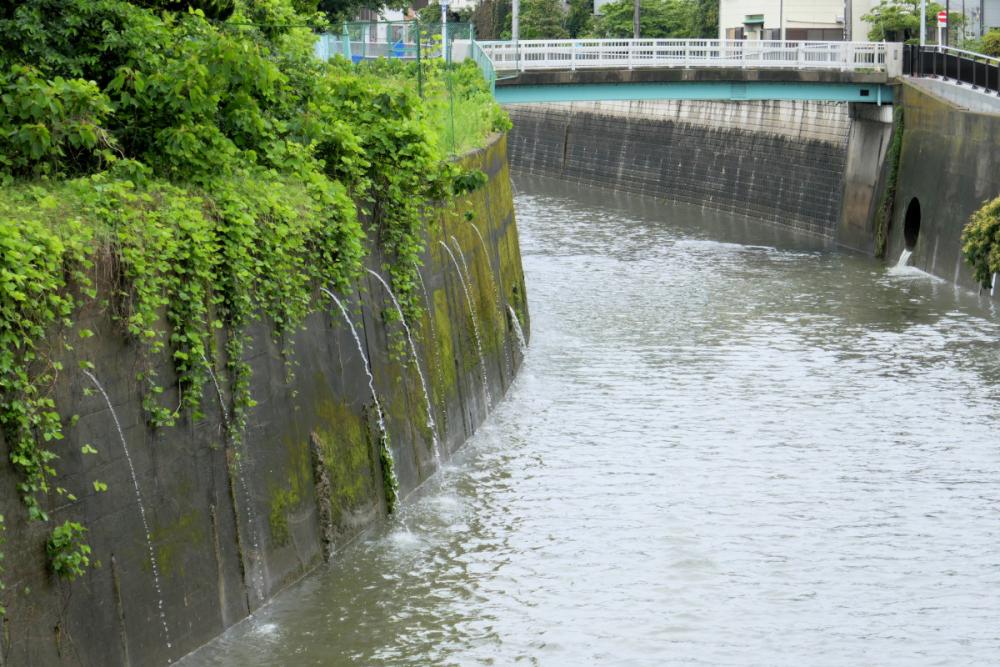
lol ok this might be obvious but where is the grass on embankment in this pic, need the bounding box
[351,58,511,156]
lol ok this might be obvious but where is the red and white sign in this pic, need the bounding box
[937,10,948,27]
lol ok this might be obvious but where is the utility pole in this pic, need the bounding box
[512,0,520,67]
[945,0,950,44]
[633,0,640,38]
[442,1,449,62]
[780,0,785,40]
[920,0,926,45]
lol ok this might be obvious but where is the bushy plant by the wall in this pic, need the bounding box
[0,0,507,591]
[962,195,1000,288]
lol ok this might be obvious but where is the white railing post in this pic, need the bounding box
[473,38,889,73]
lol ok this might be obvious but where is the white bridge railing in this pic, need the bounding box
[477,39,896,72]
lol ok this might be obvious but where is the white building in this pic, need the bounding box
[718,0,881,41]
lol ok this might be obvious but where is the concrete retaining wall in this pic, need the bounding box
[837,103,896,253]
[506,99,855,239]
[0,133,528,666]
[888,81,1000,286]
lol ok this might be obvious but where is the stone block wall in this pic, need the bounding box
[0,133,528,666]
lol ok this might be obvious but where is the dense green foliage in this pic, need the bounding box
[962,196,1000,288]
[469,0,511,40]
[862,0,963,42]
[0,0,506,586]
[566,0,596,38]
[521,0,571,39]
[874,107,904,259]
[982,29,1000,57]
[470,0,705,40]
[593,0,698,38]
[690,0,718,39]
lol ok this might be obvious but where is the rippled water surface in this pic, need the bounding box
[183,176,1000,666]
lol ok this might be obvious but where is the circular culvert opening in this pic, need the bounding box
[903,198,921,250]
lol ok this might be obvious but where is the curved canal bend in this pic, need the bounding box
[183,176,1000,665]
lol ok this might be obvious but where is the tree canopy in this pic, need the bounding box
[862,0,963,42]
[593,0,698,39]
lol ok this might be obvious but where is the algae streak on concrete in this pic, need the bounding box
[889,81,1000,287]
[0,133,528,667]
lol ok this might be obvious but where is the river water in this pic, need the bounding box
[183,176,1000,666]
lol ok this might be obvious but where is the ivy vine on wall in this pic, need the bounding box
[0,0,509,598]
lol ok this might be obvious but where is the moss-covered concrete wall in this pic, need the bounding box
[0,133,528,666]
[889,82,1000,284]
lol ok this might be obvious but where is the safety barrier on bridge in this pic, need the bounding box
[477,39,893,73]
[903,44,1000,96]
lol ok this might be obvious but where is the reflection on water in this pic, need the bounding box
[182,175,1000,666]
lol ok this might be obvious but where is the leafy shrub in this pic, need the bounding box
[46,521,91,580]
[0,67,114,182]
[961,195,1000,287]
[983,29,1000,57]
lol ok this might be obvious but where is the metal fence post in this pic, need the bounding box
[416,21,423,98]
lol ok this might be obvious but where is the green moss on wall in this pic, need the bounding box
[267,435,311,548]
[149,509,207,580]
[313,399,377,525]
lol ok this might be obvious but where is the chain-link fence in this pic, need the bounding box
[315,21,474,63]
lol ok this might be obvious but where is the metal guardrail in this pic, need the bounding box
[470,41,497,94]
[903,44,1000,96]
[477,39,892,72]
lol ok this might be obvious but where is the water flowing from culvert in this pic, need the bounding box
[438,240,492,407]
[83,369,172,651]
[896,247,913,269]
[201,353,265,600]
[181,176,1000,666]
[506,304,527,352]
[366,269,441,464]
[319,287,397,499]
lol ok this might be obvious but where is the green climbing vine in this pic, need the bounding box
[0,0,508,592]
[961,195,1000,288]
[874,106,905,259]
[46,521,91,581]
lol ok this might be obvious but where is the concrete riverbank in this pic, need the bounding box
[0,133,528,666]
[506,82,1000,293]
[506,99,892,245]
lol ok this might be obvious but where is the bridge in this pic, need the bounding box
[470,39,901,105]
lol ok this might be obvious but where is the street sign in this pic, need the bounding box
[937,10,948,27]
